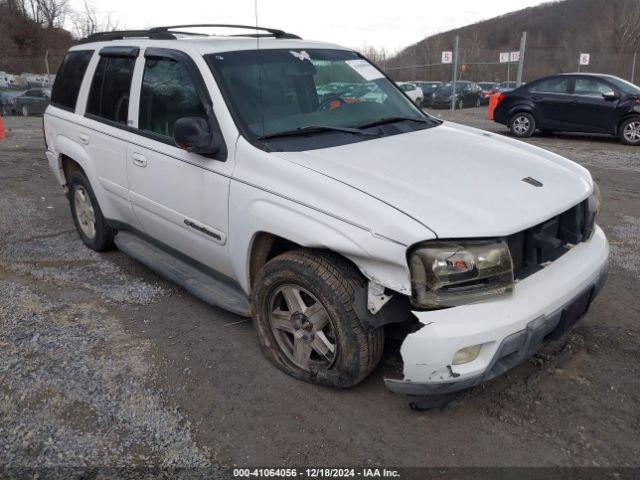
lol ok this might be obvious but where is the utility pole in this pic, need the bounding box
[516,31,527,86]
[44,50,51,85]
[632,52,637,84]
[451,35,459,111]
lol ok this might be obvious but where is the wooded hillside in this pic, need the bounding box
[386,0,640,83]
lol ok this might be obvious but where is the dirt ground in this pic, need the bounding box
[1,110,639,469]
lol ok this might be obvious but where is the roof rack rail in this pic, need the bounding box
[79,30,176,44]
[151,24,301,39]
[79,24,301,44]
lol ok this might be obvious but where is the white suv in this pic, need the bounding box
[44,25,609,397]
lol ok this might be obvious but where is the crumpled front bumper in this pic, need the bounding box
[385,226,609,396]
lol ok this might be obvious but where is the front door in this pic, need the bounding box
[568,77,621,133]
[126,49,234,278]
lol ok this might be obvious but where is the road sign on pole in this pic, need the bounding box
[441,51,453,64]
[499,52,509,63]
[509,51,520,62]
[579,53,591,65]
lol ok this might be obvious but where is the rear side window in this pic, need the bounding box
[139,58,206,138]
[529,78,569,94]
[50,50,94,111]
[86,56,136,125]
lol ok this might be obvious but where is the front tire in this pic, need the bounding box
[252,250,384,388]
[619,117,640,146]
[21,105,29,117]
[457,99,464,110]
[510,111,536,138]
[68,171,115,251]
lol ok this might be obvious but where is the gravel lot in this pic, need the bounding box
[1,111,639,470]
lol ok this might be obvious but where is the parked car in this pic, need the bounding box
[493,73,640,145]
[494,81,521,93]
[15,88,51,116]
[430,81,483,109]
[396,82,424,105]
[44,26,608,398]
[478,81,498,104]
[413,81,442,106]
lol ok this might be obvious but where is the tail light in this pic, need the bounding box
[496,93,506,106]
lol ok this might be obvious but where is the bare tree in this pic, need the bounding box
[71,0,120,38]
[612,0,640,53]
[6,0,68,27]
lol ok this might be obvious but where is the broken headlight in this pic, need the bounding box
[409,240,514,308]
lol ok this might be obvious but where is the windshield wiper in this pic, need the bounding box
[258,125,378,140]
[355,116,433,129]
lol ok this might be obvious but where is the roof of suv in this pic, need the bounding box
[71,35,348,56]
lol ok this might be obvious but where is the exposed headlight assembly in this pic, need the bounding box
[409,240,514,308]
[584,182,600,240]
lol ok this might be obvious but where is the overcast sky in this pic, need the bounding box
[66,0,549,52]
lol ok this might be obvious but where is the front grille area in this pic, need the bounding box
[507,199,594,280]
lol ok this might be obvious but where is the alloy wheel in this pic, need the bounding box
[268,284,337,371]
[513,115,531,135]
[74,186,96,239]
[623,121,640,143]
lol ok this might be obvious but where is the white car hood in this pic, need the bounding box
[275,122,593,238]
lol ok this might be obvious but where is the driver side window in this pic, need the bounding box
[139,57,207,139]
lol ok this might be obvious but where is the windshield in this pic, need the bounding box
[205,49,428,141]
[479,83,495,89]
[605,76,640,95]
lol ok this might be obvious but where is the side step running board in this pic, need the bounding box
[114,231,252,317]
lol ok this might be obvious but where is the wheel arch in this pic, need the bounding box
[247,231,364,291]
[615,113,640,135]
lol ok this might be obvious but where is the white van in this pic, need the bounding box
[43,25,608,397]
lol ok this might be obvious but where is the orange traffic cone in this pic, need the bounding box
[0,114,5,140]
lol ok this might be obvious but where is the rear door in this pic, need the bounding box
[126,48,233,277]
[528,77,572,128]
[567,77,620,133]
[78,46,141,228]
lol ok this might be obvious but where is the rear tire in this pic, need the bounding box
[509,112,536,138]
[21,105,29,117]
[619,117,640,146]
[457,99,464,110]
[252,250,385,389]
[68,171,115,252]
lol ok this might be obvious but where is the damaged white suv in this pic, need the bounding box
[44,25,609,397]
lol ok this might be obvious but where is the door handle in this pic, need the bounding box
[131,153,147,168]
[77,133,89,145]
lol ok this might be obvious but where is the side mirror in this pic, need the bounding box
[173,117,224,156]
[602,91,619,101]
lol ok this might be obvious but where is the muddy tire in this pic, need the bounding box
[68,171,115,252]
[252,250,384,388]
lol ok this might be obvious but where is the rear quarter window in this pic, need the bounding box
[50,50,94,111]
[86,55,136,125]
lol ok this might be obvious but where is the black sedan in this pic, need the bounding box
[429,81,483,109]
[493,73,640,145]
[15,88,51,116]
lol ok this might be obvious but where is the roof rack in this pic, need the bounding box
[80,24,301,44]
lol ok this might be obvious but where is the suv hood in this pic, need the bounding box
[275,122,593,238]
